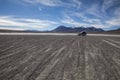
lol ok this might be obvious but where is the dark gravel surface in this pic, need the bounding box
[0,35,120,80]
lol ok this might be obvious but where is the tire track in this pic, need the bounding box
[23,39,68,80]
[0,35,120,80]
[43,38,75,80]
[103,40,120,49]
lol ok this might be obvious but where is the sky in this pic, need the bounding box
[0,0,120,31]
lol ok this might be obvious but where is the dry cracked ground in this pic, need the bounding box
[0,35,120,80]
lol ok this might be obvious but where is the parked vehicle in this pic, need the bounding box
[78,31,87,36]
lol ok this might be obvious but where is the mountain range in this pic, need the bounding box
[1,26,120,34]
[52,26,104,33]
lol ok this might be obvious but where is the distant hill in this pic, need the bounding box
[101,28,120,34]
[0,29,23,32]
[52,26,104,33]
[0,29,41,33]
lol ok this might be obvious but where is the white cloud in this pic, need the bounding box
[62,19,83,27]
[0,16,58,30]
[106,6,120,27]
[37,0,62,6]
[114,7,120,16]
[0,18,26,27]
[73,12,101,24]
[85,4,103,18]
[61,14,108,28]
[23,0,35,4]
[62,18,106,28]
[89,23,107,28]
[22,0,81,9]
[106,18,120,26]
[102,0,114,13]
[62,14,90,27]
[38,7,42,11]
[72,0,81,9]
[22,0,64,6]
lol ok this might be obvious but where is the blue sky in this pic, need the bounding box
[0,0,120,31]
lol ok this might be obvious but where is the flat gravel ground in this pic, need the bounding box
[0,35,120,80]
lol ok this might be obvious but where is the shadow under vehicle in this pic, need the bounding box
[78,31,87,36]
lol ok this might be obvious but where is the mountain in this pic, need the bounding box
[84,27,104,32]
[52,26,104,33]
[52,26,73,32]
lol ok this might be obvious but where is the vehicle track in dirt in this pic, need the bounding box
[0,35,120,80]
